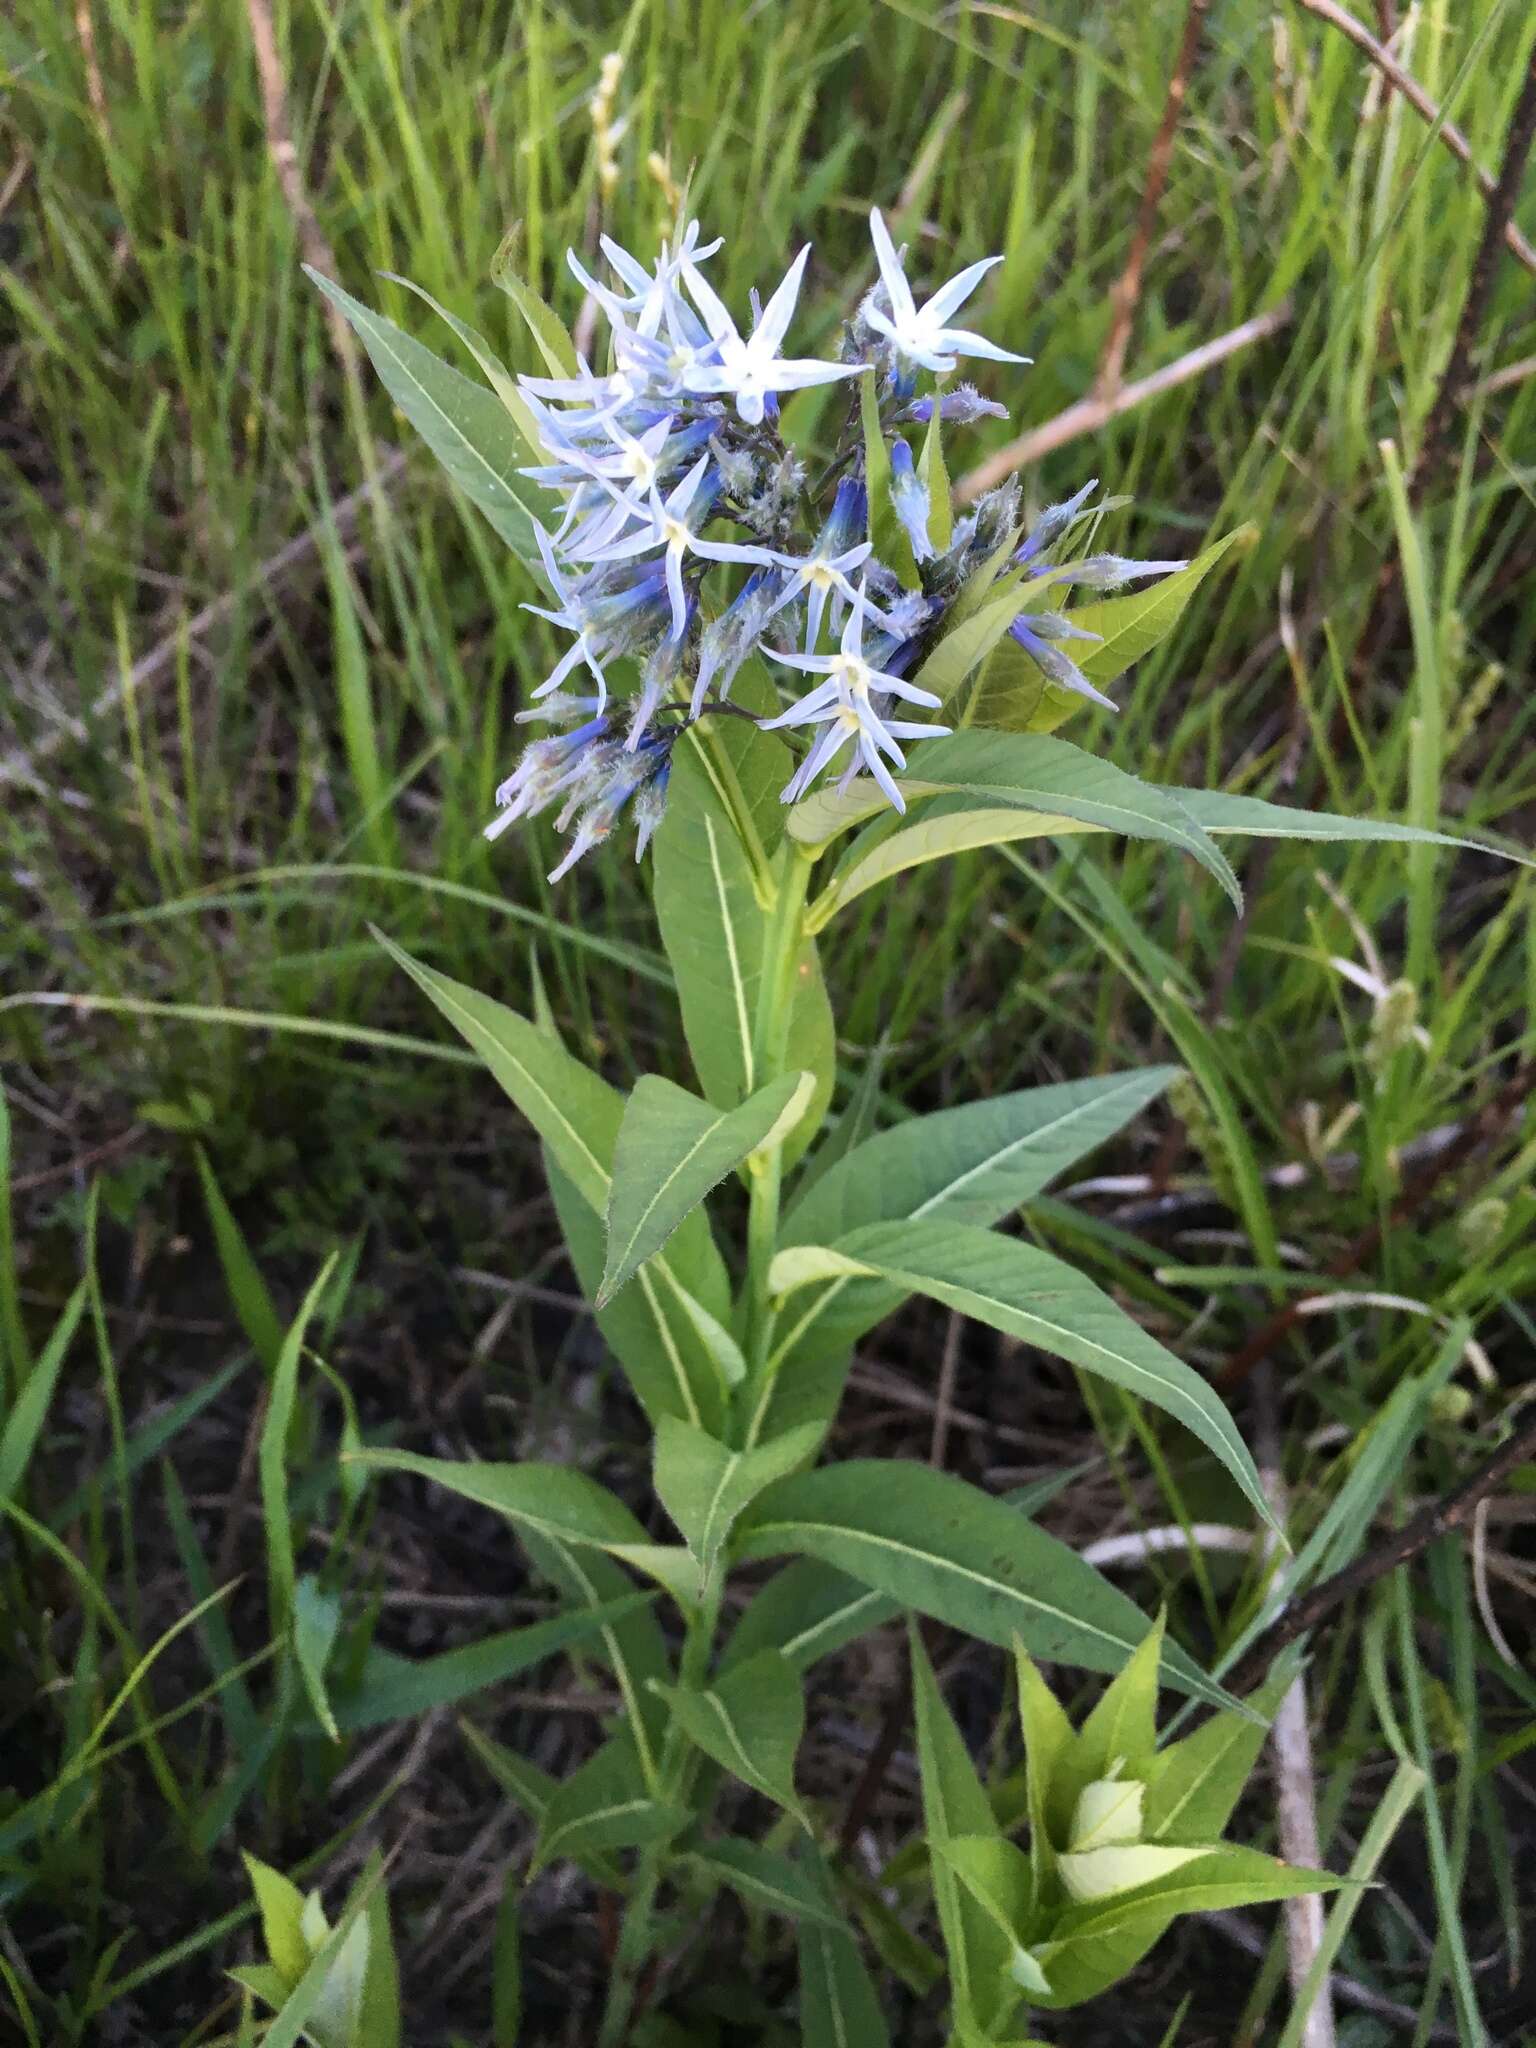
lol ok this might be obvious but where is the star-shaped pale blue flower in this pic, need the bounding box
[867,208,1029,374]
[576,455,778,639]
[760,585,949,812]
[681,245,859,425]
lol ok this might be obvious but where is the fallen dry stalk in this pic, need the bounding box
[1294,0,1536,279]
[954,302,1292,501]
[1096,0,1211,398]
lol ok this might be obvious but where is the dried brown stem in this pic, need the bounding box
[954,303,1292,502]
[1293,0,1536,279]
[1096,0,1210,398]
[244,0,356,367]
[1225,1407,1536,1699]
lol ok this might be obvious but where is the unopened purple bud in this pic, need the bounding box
[906,383,1008,426]
[1044,553,1188,591]
[1008,617,1118,711]
[888,439,935,563]
[1015,479,1099,567]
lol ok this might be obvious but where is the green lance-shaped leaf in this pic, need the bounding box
[911,1628,1019,2038]
[0,1281,85,1507]
[734,1462,1234,1704]
[653,1416,825,1574]
[461,1721,625,1890]
[798,1848,892,2048]
[532,1728,688,1875]
[490,228,580,379]
[920,400,953,554]
[807,774,1525,915]
[652,1649,806,1817]
[1059,527,1251,686]
[1141,1651,1299,1845]
[935,1837,1040,1995]
[243,1855,310,1987]
[293,1574,343,1743]
[802,731,1241,908]
[348,1449,698,1609]
[721,1557,899,1675]
[1168,786,1529,864]
[599,1071,813,1306]
[325,1593,653,1733]
[684,1838,844,1930]
[786,1069,1180,1248]
[774,1220,1274,1532]
[374,930,730,1432]
[755,1071,1180,1446]
[1050,1845,1344,1944]
[651,737,835,1165]
[305,269,549,570]
[546,1149,738,1428]
[1015,1643,1075,1896]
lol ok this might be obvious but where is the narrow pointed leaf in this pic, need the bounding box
[722,1558,899,1674]
[652,1649,805,1815]
[599,1071,812,1306]
[653,1416,824,1572]
[804,1220,1275,1531]
[305,269,547,567]
[799,1850,891,2048]
[490,229,580,378]
[652,738,834,1164]
[350,1451,695,1606]
[533,1730,687,1874]
[911,1630,1017,2037]
[375,931,728,1431]
[735,1463,1234,1704]
[1169,787,1527,864]
[328,1595,651,1732]
[685,1839,843,1930]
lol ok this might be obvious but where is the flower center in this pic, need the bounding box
[662,516,690,551]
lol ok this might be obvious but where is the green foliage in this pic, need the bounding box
[7,4,1534,2041]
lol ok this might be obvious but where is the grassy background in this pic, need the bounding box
[3,0,1534,2041]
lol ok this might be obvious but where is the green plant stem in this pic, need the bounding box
[597,1584,721,2048]
[597,851,812,2043]
[741,843,817,1397]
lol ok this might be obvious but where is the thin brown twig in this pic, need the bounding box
[1225,1408,1536,1699]
[1096,0,1210,398]
[1292,0,1536,280]
[954,303,1292,502]
[74,0,108,131]
[243,0,357,369]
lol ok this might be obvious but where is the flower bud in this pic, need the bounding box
[1057,1841,1206,1903]
[1068,1774,1144,1851]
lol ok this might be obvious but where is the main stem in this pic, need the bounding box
[743,841,816,1398]
[599,847,813,2047]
